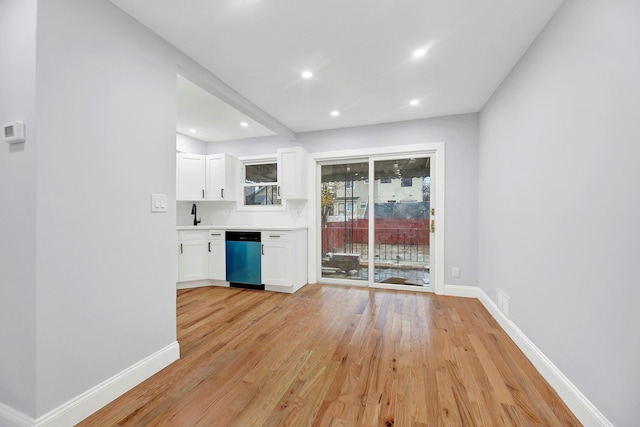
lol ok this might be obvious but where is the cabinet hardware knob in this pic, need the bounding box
[269,235,281,238]
[208,242,211,252]
[221,189,224,198]
[180,243,183,254]
[202,189,204,198]
[261,244,264,255]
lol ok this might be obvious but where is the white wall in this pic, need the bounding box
[209,114,479,287]
[176,132,207,155]
[479,0,640,425]
[0,0,38,419]
[34,0,179,417]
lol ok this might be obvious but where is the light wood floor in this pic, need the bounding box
[77,284,581,426]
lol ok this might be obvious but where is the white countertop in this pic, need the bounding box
[177,225,308,231]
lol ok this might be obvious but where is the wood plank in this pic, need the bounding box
[77,284,582,427]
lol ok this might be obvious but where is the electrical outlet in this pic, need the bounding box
[497,289,511,319]
[451,267,460,278]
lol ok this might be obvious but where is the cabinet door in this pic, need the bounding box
[207,237,226,281]
[261,241,289,286]
[177,154,205,201]
[205,155,225,201]
[178,240,208,281]
[206,154,240,201]
[277,147,307,199]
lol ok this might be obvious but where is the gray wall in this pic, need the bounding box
[479,0,640,425]
[210,113,479,287]
[0,0,183,420]
[33,0,179,415]
[176,132,207,155]
[0,0,38,418]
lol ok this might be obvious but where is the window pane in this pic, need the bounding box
[320,162,369,281]
[244,185,282,205]
[374,157,431,288]
[245,163,277,184]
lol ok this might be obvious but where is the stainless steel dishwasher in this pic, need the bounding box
[225,231,263,290]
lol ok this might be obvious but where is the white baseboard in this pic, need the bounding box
[177,279,210,290]
[443,285,612,427]
[443,284,480,298]
[265,284,294,293]
[0,402,33,427]
[32,341,180,427]
[1,342,180,427]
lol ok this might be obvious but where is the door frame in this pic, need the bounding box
[309,142,445,295]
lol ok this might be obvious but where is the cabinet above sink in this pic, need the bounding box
[176,147,308,203]
[176,153,240,201]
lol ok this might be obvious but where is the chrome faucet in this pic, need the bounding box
[191,203,201,226]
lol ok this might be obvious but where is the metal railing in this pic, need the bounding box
[321,225,429,263]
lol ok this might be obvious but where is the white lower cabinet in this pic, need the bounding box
[207,231,226,280]
[261,230,307,292]
[177,231,209,282]
[261,237,289,287]
[178,228,307,293]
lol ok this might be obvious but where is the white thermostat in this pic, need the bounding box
[4,121,26,144]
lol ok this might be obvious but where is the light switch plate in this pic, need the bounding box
[151,193,168,213]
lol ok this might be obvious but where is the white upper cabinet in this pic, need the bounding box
[206,154,240,201]
[177,153,240,202]
[277,146,308,200]
[176,153,205,201]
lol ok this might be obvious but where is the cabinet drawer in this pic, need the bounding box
[208,230,225,240]
[178,230,209,241]
[261,231,290,242]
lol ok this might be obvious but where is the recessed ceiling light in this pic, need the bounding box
[301,71,313,79]
[330,111,340,117]
[410,99,420,106]
[413,48,427,57]
[240,122,248,127]
[189,128,197,133]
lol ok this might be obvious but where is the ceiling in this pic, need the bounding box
[111,0,564,140]
[176,75,275,141]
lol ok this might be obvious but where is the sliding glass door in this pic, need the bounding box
[319,154,434,291]
[371,157,431,289]
[320,162,369,281]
